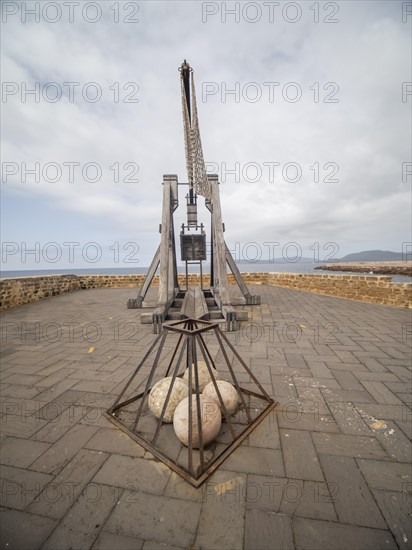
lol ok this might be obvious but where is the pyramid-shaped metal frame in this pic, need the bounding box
[105,319,276,487]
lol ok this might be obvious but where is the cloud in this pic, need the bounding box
[1,0,411,269]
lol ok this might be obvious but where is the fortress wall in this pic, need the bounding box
[1,272,411,310]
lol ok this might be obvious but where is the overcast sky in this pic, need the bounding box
[1,0,411,270]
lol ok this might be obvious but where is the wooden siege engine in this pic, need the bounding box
[127,60,260,333]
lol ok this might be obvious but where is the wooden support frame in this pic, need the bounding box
[130,175,179,332]
[129,60,261,332]
[127,245,160,309]
[207,174,237,330]
[129,174,259,332]
[207,175,261,327]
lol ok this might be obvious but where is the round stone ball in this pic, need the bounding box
[173,394,221,448]
[203,380,239,417]
[183,360,220,392]
[148,377,189,423]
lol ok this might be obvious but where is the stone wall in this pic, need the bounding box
[266,273,411,308]
[1,272,411,311]
[77,272,269,289]
[0,275,81,310]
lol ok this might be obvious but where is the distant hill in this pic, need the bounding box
[234,250,407,264]
[328,250,405,262]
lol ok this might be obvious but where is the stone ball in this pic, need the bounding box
[173,394,221,448]
[203,380,239,417]
[148,377,189,423]
[183,360,220,392]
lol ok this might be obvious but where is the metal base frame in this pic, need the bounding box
[106,319,276,487]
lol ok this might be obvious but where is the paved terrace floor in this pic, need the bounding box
[0,285,411,550]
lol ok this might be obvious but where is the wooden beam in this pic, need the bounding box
[180,287,209,320]
[128,245,160,308]
[158,176,173,309]
[225,242,250,298]
[209,175,230,307]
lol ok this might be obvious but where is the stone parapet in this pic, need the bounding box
[1,272,411,310]
[0,275,81,310]
[266,273,411,309]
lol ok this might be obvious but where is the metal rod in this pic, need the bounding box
[195,332,237,440]
[217,328,272,401]
[165,332,184,377]
[171,213,179,289]
[109,330,164,412]
[132,330,168,432]
[152,333,188,444]
[197,331,217,369]
[186,326,193,472]
[210,215,214,288]
[200,260,203,290]
[192,329,205,470]
[214,327,252,423]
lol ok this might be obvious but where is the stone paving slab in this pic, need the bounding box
[319,454,386,529]
[0,285,411,549]
[0,465,53,511]
[245,474,337,522]
[245,509,294,550]
[195,470,246,549]
[27,449,109,520]
[0,436,51,468]
[293,517,398,550]
[105,490,202,547]
[41,483,119,550]
[0,508,58,550]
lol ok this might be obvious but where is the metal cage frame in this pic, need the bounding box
[106,319,276,487]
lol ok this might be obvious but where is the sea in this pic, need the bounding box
[1,262,410,283]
